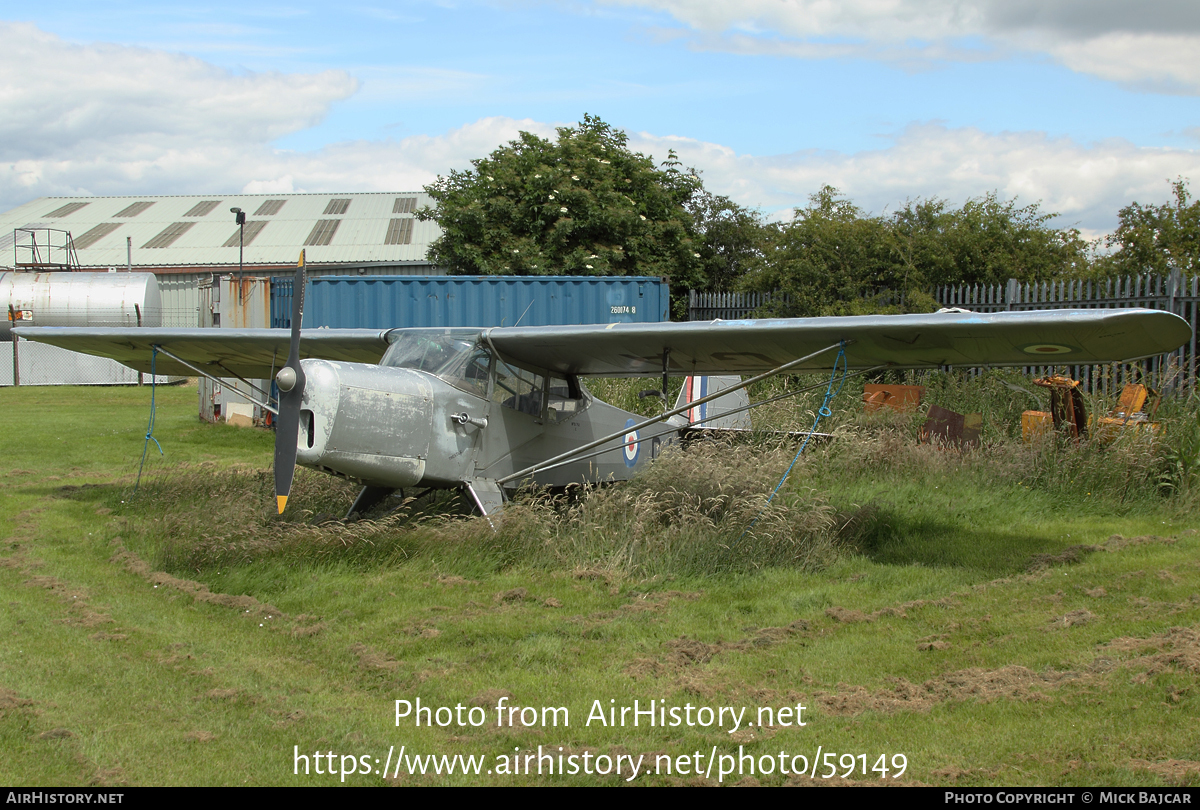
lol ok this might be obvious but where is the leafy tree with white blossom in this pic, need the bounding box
[418,115,722,308]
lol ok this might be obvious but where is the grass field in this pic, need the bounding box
[1,379,1198,786]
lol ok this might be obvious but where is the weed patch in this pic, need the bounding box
[128,442,842,581]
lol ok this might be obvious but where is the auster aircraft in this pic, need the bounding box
[15,262,1192,519]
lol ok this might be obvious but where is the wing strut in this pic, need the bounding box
[214,361,275,402]
[153,345,279,415]
[519,364,885,478]
[496,341,850,485]
[662,348,670,400]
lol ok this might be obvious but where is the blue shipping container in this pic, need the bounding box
[271,275,670,329]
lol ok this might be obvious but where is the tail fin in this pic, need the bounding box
[674,376,751,430]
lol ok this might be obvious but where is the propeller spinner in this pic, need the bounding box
[274,254,307,514]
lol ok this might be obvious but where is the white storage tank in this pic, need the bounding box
[2,272,168,386]
[1,271,162,340]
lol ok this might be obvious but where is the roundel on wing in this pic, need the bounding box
[1021,343,1078,356]
[622,418,640,467]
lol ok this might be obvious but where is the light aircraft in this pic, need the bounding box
[16,263,1192,519]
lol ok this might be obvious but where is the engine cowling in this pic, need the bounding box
[296,360,434,489]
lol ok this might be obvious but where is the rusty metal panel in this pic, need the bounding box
[1022,410,1053,442]
[920,405,982,448]
[862,383,924,412]
[212,276,270,329]
[1034,375,1087,439]
[198,275,272,423]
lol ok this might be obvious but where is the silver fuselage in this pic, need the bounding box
[295,358,673,492]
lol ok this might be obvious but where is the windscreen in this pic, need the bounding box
[380,330,489,396]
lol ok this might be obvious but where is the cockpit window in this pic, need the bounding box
[380,330,490,396]
[546,376,584,422]
[493,360,544,417]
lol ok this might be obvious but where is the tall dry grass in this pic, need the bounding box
[130,441,841,580]
[124,369,1199,581]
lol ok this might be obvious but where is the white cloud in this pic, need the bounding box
[2,21,1196,238]
[0,22,555,207]
[0,22,359,159]
[242,175,297,194]
[611,0,1200,41]
[1043,32,1200,93]
[232,117,559,194]
[627,124,1200,238]
[0,114,556,207]
[604,0,1200,93]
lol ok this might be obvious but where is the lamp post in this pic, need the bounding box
[230,207,246,280]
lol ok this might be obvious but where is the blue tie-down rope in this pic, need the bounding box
[739,342,848,542]
[133,346,163,495]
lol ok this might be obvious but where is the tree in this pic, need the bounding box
[1101,177,1200,276]
[737,186,913,317]
[418,115,707,295]
[888,192,1091,287]
[686,191,767,292]
[738,186,1091,317]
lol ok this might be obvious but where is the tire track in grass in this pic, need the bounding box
[1,487,326,784]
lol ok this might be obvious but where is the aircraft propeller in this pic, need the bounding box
[273,254,307,514]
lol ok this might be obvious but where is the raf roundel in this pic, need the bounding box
[1021,343,1077,356]
[622,419,640,467]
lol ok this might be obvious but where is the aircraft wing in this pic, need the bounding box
[485,309,1192,376]
[11,327,392,379]
[14,309,1191,379]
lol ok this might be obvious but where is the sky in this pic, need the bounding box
[3,1,1200,239]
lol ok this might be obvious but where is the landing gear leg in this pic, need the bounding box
[345,485,396,520]
[462,479,506,530]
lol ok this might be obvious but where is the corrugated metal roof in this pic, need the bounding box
[254,199,287,216]
[73,222,123,250]
[184,200,222,217]
[304,219,341,246]
[384,219,413,245]
[223,219,269,248]
[115,201,156,218]
[142,221,197,249]
[0,192,441,268]
[46,202,91,218]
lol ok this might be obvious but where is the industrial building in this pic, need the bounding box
[0,191,438,395]
[0,192,441,325]
[1,193,672,427]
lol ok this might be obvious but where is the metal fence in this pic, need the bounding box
[688,272,1200,395]
[934,273,1199,395]
[687,290,790,321]
[4,306,198,386]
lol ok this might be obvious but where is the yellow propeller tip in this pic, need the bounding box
[276,495,288,514]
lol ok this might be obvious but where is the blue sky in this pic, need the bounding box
[4,1,1200,237]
